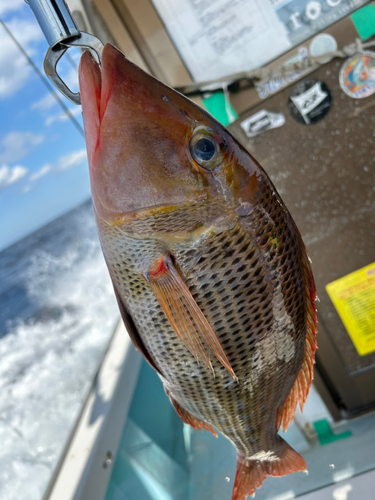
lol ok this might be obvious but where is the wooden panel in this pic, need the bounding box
[93,0,149,71]
[109,0,192,85]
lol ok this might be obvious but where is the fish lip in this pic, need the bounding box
[78,44,124,160]
[96,193,209,227]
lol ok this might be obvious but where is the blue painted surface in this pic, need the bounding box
[105,361,189,500]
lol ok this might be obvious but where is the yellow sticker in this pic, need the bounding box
[326,263,375,356]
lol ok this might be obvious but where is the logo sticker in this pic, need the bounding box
[339,51,375,99]
[255,47,311,100]
[240,110,285,138]
[288,79,332,125]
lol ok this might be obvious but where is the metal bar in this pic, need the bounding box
[27,0,80,48]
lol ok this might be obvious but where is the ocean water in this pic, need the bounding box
[0,200,118,500]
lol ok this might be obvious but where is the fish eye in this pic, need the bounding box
[189,130,223,170]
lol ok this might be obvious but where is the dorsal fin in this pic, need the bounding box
[144,255,237,381]
[276,238,318,432]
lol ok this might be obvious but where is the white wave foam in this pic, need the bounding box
[0,211,118,500]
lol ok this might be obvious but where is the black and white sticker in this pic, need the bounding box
[288,79,332,125]
[240,110,285,138]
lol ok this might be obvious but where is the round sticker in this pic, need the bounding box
[339,51,375,99]
[288,79,332,125]
[309,34,337,64]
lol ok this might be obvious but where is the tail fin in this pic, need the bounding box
[232,441,306,500]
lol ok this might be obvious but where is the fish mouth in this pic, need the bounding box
[80,44,121,116]
[78,45,120,165]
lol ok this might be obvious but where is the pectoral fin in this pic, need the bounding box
[144,255,237,380]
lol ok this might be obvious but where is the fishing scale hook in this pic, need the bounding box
[25,0,104,104]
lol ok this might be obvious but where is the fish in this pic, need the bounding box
[78,44,317,500]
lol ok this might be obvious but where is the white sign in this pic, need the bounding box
[151,0,367,83]
[150,0,291,82]
[272,0,367,44]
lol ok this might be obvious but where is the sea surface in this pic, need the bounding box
[0,200,118,500]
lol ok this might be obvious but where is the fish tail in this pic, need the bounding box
[232,441,306,500]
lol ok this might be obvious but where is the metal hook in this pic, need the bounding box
[44,33,104,105]
[26,0,104,104]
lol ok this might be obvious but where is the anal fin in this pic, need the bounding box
[165,388,218,437]
[144,255,237,380]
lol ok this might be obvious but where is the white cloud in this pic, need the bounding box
[30,164,51,182]
[0,0,24,16]
[0,18,44,98]
[46,106,82,126]
[56,149,87,171]
[27,149,87,187]
[31,94,57,112]
[0,164,27,190]
[0,132,44,164]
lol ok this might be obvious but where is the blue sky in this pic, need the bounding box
[0,0,91,250]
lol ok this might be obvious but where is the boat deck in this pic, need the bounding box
[104,360,375,500]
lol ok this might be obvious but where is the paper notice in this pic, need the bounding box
[151,0,291,81]
[326,263,375,356]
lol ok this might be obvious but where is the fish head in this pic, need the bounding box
[79,44,265,225]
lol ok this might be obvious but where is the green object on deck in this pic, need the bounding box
[202,91,238,126]
[351,4,375,40]
[313,418,352,446]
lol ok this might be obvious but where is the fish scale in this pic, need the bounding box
[97,182,306,458]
